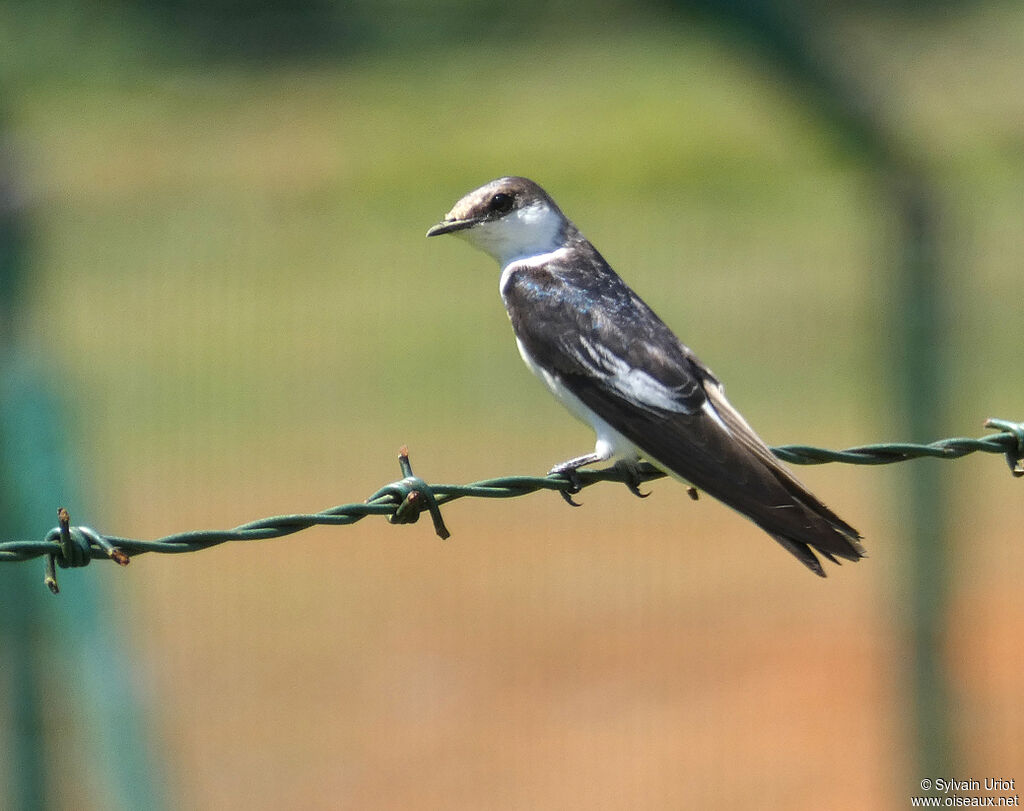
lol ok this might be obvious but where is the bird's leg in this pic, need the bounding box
[549,453,604,507]
[613,459,650,499]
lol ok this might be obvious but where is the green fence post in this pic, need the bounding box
[1,104,165,811]
[893,177,951,777]
[666,0,954,785]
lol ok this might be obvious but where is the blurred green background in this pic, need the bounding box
[1,1,1021,808]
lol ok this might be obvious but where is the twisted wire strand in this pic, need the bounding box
[2,418,1021,593]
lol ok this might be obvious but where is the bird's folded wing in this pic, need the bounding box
[504,264,863,567]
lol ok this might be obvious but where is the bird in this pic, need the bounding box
[426,176,865,576]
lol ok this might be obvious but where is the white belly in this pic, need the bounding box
[514,337,640,463]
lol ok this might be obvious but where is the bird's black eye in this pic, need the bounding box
[489,192,514,214]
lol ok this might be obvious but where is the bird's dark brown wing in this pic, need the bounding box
[503,260,864,576]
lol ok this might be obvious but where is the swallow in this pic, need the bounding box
[428,176,865,576]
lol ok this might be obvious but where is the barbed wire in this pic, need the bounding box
[1,418,1021,593]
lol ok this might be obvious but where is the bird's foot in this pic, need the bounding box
[614,460,650,499]
[548,453,602,507]
[556,468,584,507]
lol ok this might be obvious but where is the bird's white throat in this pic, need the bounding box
[457,201,565,267]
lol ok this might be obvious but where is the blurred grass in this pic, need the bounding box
[2,4,1022,809]
[10,29,889,509]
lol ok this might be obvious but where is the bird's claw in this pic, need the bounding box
[615,462,650,499]
[560,469,584,507]
[625,480,649,499]
[559,489,583,507]
[551,467,584,507]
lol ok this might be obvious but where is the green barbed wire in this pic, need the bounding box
[1,418,1021,593]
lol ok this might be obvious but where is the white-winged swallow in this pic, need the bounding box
[427,176,865,576]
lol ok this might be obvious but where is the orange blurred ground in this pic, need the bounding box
[109,459,1022,810]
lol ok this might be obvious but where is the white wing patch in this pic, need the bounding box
[578,337,693,414]
[700,399,731,433]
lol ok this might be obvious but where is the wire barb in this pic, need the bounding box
[984,418,1024,477]
[0,418,1020,594]
[40,508,131,593]
[367,446,451,539]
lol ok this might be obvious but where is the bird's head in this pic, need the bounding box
[427,176,569,267]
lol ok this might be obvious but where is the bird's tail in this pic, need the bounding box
[759,486,867,578]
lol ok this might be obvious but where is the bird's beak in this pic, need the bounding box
[426,217,478,237]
